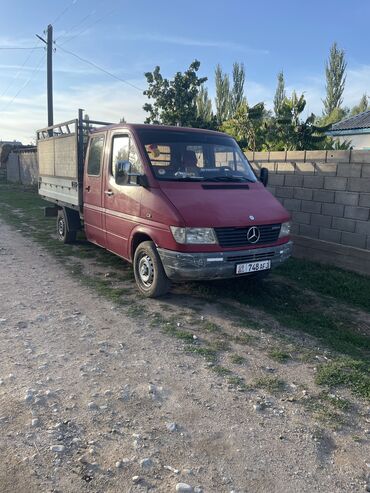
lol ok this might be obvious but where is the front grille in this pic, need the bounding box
[215,224,281,248]
[226,251,275,263]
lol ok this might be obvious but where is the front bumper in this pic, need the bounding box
[157,241,293,281]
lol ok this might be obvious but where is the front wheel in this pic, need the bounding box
[133,241,171,298]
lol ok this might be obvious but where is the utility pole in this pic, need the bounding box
[36,24,53,132]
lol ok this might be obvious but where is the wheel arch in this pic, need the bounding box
[130,229,154,262]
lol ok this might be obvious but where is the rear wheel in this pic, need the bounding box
[57,209,76,244]
[133,241,171,297]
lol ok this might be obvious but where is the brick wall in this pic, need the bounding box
[246,150,370,275]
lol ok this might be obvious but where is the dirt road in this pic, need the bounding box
[0,219,368,492]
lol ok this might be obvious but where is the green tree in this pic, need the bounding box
[322,42,347,116]
[221,100,265,151]
[143,60,207,126]
[266,92,329,150]
[273,71,286,116]
[196,85,213,124]
[317,106,350,127]
[350,94,368,116]
[230,62,246,116]
[215,64,231,125]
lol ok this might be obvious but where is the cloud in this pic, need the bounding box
[344,64,370,106]
[117,33,269,55]
[0,81,146,143]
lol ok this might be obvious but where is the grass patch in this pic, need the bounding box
[162,323,195,343]
[230,354,246,365]
[190,277,370,366]
[202,321,222,333]
[211,365,232,376]
[232,333,257,345]
[277,258,370,312]
[302,392,351,429]
[227,375,248,390]
[268,347,291,363]
[254,376,285,393]
[185,345,217,361]
[210,339,230,352]
[315,357,370,400]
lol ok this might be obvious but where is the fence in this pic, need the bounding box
[4,146,370,275]
[6,147,38,185]
[247,150,370,275]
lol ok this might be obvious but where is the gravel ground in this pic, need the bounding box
[0,219,369,493]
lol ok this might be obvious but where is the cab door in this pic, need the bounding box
[83,133,107,247]
[103,131,143,259]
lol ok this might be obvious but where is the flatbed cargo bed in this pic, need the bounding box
[37,110,112,209]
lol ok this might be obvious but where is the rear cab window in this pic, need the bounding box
[87,135,105,176]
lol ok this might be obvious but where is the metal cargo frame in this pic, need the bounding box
[37,109,113,209]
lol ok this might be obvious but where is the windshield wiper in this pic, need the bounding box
[204,176,254,183]
[171,176,205,181]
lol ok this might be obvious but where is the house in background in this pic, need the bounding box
[327,110,370,149]
[0,140,22,169]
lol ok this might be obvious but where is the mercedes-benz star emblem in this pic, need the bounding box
[247,226,260,244]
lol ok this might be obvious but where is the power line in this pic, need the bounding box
[0,46,43,50]
[57,7,117,47]
[0,42,43,100]
[55,9,96,42]
[51,0,77,26]
[0,54,46,112]
[55,43,144,92]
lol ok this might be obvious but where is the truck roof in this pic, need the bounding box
[90,123,228,137]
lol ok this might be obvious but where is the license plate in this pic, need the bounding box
[236,260,271,274]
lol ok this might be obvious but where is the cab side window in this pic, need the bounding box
[87,135,104,176]
[111,135,143,185]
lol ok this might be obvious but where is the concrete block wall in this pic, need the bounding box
[246,150,370,274]
[7,148,38,185]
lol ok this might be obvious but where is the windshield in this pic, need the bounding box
[136,129,257,183]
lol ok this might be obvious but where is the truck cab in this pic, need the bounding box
[38,115,292,297]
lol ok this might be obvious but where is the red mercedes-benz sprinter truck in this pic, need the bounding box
[37,111,292,297]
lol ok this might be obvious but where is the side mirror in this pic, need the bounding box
[116,160,130,176]
[115,160,149,187]
[137,174,150,188]
[260,167,268,187]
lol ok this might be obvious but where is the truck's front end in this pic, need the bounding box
[135,127,292,283]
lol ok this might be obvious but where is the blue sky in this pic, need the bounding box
[0,0,369,143]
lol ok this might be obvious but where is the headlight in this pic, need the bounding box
[279,221,291,238]
[170,226,217,244]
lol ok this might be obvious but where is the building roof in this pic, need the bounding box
[329,110,370,134]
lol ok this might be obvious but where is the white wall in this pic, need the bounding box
[337,133,370,150]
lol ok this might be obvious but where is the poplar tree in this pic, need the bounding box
[350,94,368,116]
[322,42,347,116]
[196,85,213,123]
[230,62,246,116]
[273,71,286,116]
[215,64,231,124]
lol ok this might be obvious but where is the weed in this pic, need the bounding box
[185,345,217,362]
[254,376,285,393]
[268,347,291,363]
[211,365,232,376]
[202,321,221,333]
[315,357,370,400]
[230,354,246,365]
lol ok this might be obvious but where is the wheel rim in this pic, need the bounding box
[58,218,65,238]
[138,254,154,288]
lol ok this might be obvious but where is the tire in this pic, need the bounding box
[57,209,76,244]
[133,241,171,297]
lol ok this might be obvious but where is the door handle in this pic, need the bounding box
[104,190,114,196]
[85,185,90,191]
